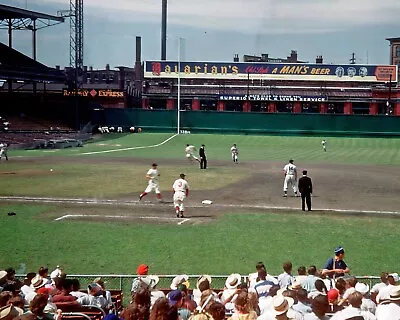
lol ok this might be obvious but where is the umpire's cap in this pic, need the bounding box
[302,170,307,175]
[180,173,186,179]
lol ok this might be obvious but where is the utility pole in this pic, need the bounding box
[350,53,356,64]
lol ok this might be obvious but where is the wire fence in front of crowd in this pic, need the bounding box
[16,274,381,305]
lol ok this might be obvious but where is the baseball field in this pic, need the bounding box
[0,132,400,281]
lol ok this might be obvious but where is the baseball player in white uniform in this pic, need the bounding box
[0,143,8,161]
[185,144,200,163]
[231,144,239,163]
[139,163,163,201]
[321,139,327,152]
[283,159,298,197]
[172,173,190,218]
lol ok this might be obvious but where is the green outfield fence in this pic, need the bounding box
[102,109,400,137]
[17,274,381,306]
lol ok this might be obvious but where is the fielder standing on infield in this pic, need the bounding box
[173,173,190,218]
[231,144,239,163]
[283,159,298,197]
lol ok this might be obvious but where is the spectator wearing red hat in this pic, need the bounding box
[131,264,151,296]
[327,289,343,313]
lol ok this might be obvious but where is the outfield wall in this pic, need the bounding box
[103,109,400,136]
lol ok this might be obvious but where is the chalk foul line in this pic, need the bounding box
[0,196,399,216]
[54,214,190,225]
[80,134,178,155]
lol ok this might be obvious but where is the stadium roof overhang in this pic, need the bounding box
[0,4,64,30]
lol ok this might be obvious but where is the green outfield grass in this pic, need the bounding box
[1,203,399,277]
[1,133,400,281]
[10,133,400,165]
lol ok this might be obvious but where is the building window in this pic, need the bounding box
[396,46,400,57]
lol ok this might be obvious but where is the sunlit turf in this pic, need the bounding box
[9,133,400,165]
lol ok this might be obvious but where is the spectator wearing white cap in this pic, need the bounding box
[375,285,400,320]
[376,273,399,304]
[355,282,376,314]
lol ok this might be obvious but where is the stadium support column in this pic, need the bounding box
[320,103,327,113]
[394,102,400,116]
[344,102,353,114]
[166,98,175,110]
[243,101,251,112]
[293,102,302,113]
[192,99,200,111]
[142,98,149,109]
[369,102,378,115]
[217,100,225,111]
[268,102,276,113]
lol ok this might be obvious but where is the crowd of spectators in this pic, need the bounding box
[1,249,399,320]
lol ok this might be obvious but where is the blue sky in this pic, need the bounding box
[1,0,399,69]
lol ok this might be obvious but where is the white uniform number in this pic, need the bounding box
[284,164,296,176]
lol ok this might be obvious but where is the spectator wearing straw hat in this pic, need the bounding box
[322,246,350,279]
[24,276,48,304]
[221,274,242,313]
[375,285,400,319]
[0,304,22,320]
[271,294,295,320]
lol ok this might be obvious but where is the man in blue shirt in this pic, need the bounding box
[322,246,350,279]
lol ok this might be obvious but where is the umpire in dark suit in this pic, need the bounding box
[298,170,313,211]
[199,144,207,169]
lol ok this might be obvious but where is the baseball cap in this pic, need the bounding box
[152,163,158,167]
[327,289,339,302]
[136,264,149,275]
[334,246,345,255]
[389,273,399,282]
[168,290,183,306]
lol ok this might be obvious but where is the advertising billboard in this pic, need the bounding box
[145,61,398,83]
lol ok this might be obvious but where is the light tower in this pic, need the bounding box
[70,0,84,71]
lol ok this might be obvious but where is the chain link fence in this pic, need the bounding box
[17,274,381,307]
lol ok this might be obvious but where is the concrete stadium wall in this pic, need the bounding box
[102,109,400,137]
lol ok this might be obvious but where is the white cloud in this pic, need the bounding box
[13,0,400,34]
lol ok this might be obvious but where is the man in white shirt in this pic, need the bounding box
[376,273,399,304]
[376,285,400,320]
[231,144,239,163]
[139,163,163,201]
[331,292,376,320]
[283,159,298,197]
[173,173,190,218]
[185,144,200,163]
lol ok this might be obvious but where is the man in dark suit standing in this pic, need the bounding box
[199,144,207,169]
[298,170,313,211]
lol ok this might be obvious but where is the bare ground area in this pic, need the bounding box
[2,156,400,224]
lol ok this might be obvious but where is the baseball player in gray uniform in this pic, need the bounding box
[283,159,298,197]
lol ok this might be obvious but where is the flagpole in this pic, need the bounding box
[177,37,181,134]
